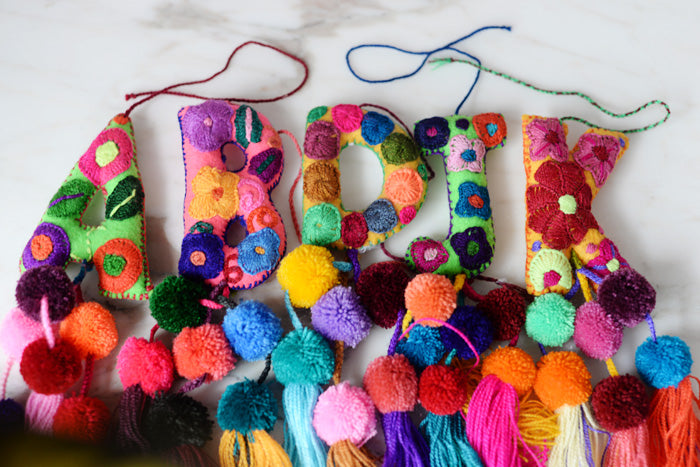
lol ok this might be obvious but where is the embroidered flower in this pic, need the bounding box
[181,100,233,152]
[237,228,281,276]
[526,161,598,250]
[450,227,492,272]
[526,118,568,162]
[585,239,629,278]
[302,203,341,245]
[22,222,71,269]
[361,111,395,146]
[178,233,225,280]
[572,133,621,187]
[414,117,450,150]
[472,113,507,148]
[455,182,491,220]
[409,239,449,273]
[446,135,486,172]
[79,127,134,186]
[528,248,573,292]
[188,166,240,220]
[364,199,398,234]
[223,252,243,286]
[341,212,369,249]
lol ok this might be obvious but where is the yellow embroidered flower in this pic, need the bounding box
[188,166,239,220]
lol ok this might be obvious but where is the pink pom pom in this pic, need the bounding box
[173,324,236,382]
[313,382,377,446]
[574,301,623,360]
[0,308,45,361]
[117,337,174,396]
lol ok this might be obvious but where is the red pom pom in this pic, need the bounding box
[419,364,469,416]
[363,354,417,414]
[477,287,526,340]
[591,374,649,432]
[20,338,82,394]
[173,324,236,382]
[53,396,111,443]
[117,337,174,396]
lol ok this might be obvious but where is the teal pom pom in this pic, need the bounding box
[222,301,282,361]
[271,328,334,386]
[150,275,208,333]
[635,335,692,389]
[525,293,576,346]
[396,325,445,370]
[217,380,277,434]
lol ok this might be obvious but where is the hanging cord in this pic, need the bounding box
[279,129,304,243]
[124,41,309,116]
[347,26,511,114]
[430,56,670,133]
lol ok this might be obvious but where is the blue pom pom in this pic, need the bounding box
[217,380,277,434]
[222,301,283,361]
[271,328,334,386]
[0,398,24,433]
[635,335,692,389]
[440,306,493,359]
[396,325,445,370]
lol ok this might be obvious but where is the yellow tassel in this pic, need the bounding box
[327,440,380,467]
[605,358,619,377]
[219,430,292,467]
[518,395,559,448]
[401,309,413,332]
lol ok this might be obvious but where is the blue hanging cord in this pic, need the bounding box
[346,25,512,114]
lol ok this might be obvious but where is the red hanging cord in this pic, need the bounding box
[279,129,304,243]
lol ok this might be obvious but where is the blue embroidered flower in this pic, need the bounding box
[414,117,449,150]
[450,227,492,272]
[179,232,225,280]
[364,199,398,234]
[238,228,281,276]
[455,182,491,219]
[361,111,395,146]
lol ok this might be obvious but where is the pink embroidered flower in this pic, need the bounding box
[79,127,134,186]
[526,118,568,162]
[446,135,486,172]
[585,239,629,279]
[572,133,621,187]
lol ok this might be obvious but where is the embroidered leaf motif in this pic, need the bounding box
[47,179,94,218]
[105,176,145,220]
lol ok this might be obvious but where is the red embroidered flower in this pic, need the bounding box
[585,239,629,279]
[526,118,568,162]
[572,133,621,187]
[526,161,598,250]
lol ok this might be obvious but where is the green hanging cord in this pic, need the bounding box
[430,57,670,134]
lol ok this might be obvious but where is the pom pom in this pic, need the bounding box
[396,325,445,371]
[476,286,526,340]
[271,328,335,386]
[149,275,207,333]
[142,393,213,450]
[534,351,592,411]
[20,338,82,394]
[0,398,24,433]
[313,382,377,446]
[573,301,623,360]
[363,354,417,414]
[15,265,75,322]
[482,346,537,397]
[59,302,118,360]
[591,375,649,432]
[598,268,655,327]
[635,335,692,389]
[53,396,111,443]
[525,293,576,346]
[419,364,470,416]
[439,305,493,359]
[356,261,410,328]
[173,324,236,382]
[217,379,278,434]
[0,308,45,361]
[222,301,282,361]
[311,286,371,347]
[117,337,174,396]
[404,273,457,326]
[277,245,340,308]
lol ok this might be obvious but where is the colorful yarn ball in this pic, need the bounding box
[356,261,410,328]
[476,286,526,340]
[404,273,457,327]
[525,293,576,346]
[395,325,445,371]
[313,382,377,446]
[217,379,277,434]
[142,393,213,450]
[573,301,623,360]
[173,324,236,382]
[15,265,75,322]
[534,351,592,411]
[635,335,692,389]
[418,364,470,416]
[0,307,44,361]
[20,338,82,394]
[277,245,340,308]
[149,275,208,333]
[59,302,118,360]
[591,375,649,432]
[117,337,174,396]
[363,354,417,414]
[53,396,111,443]
[440,305,493,360]
[482,346,537,397]
[598,268,656,327]
[311,286,371,348]
[222,301,282,361]
[271,327,335,386]
[0,398,24,433]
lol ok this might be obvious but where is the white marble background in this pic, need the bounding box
[1,0,698,460]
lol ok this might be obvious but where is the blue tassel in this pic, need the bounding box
[283,383,327,467]
[421,412,483,467]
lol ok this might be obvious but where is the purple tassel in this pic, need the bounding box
[115,385,150,452]
[383,411,430,467]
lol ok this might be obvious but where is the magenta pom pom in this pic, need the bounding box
[313,382,377,446]
[117,337,174,396]
[0,308,45,361]
[574,301,624,360]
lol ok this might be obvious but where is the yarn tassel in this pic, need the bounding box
[327,440,378,467]
[382,411,430,467]
[166,444,218,467]
[518,396,558,465]
[24,391,63,434]
[219,430,292,467]
[284,383,328,467]
[422,412,482,467]
[548,403,602,467]
[115,384,150,452]
[604,424,649,467]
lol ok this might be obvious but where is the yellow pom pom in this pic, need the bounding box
[482,346,536,397]
[277,245,340,308]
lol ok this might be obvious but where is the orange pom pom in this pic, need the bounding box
[173,324,236,382]
[534,351,592,411]
[404,273,456,327]
[482,346,536,397]
[59,302,118,360]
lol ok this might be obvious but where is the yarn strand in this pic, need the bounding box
[280,129,304,243]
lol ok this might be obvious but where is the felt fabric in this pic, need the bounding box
[20,114,152,299]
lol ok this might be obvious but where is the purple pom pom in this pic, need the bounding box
[598,268,655,327]
[16,266,75,322]
[311,286,371,347]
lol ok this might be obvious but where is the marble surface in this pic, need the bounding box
[1,0,699,460]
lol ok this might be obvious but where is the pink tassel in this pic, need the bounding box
[605,424,649,467]
[25,391,63,434]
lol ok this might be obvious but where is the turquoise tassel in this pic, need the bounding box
[283,383,327,467]
[421,412,483,467]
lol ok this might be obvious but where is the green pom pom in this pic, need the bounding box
[150,275,208,333]
[217,380,277,434]
[525,293,576,346]
[271,328,334,385]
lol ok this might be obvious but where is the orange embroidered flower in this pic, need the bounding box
[188,166,240,220]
